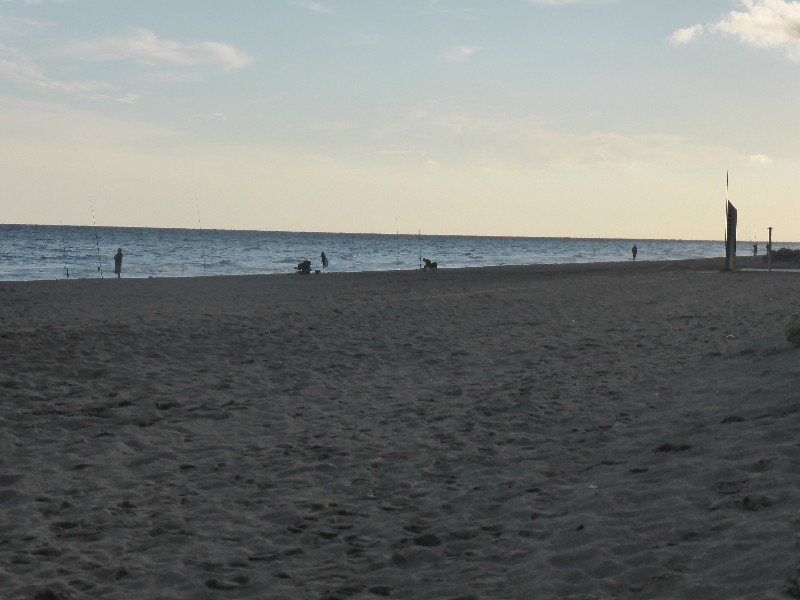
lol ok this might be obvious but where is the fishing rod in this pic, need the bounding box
[89,198,103,278]
[395,215,400,266]
[418,227,422,270]
[195,194,206,271]
[59,221,70,278]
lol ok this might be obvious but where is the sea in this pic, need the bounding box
[1,224,795,282]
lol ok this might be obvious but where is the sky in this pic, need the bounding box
[1,0,799,240]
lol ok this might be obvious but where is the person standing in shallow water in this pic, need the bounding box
[321,251,328,268]
[114,248,123,278]
[631,244,638,261]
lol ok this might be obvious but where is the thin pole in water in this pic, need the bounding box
[418,228,422,270]
[768,226,773,272]
[195,195,206,271]
[89,198,103,278]
[60,221,70,278]
[723,171,729,265]
[395,216,400,266]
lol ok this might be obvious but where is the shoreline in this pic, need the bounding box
[3,254,799,290]
[4,253,799,285]
[2,257,799,598]
[0,256,730,286]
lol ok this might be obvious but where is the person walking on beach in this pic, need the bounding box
[113,248,123,278]
[631,244,637,261]
[321,251,328,268]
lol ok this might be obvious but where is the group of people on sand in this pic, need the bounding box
[295,252,329,274]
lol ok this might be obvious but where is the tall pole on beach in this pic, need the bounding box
[768,226,773,272]
[89,198,103,278]
[724,171,729,270]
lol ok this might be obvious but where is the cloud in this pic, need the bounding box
[671,0,800,60]
[294,1,332,14]
[380,107,741,170]
[115,93,140,104]
[0,43,105,93]
[669,24,704,45]
[0,14,51,35]
[713,0,800,58]
[63,29,252,70]
[441,45,480,63]
[750,153,773,164]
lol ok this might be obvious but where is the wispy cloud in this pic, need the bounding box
[441,45,480,63]
[62,29,252,70]
[294,1,332,14]
[0,43,105,93]
[669,24,704,45]
[0,14,51,36]
[380,107,741,169]
[750,153,773,164]
[115,93,140,104]
[671,0,800,61]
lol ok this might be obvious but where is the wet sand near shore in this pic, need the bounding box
[1,258,798,599]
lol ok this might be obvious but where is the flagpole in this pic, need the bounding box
[724,170,728,246]
[724,171,730,270]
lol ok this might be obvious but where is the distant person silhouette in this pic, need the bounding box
[321,251,328,268]
[114,248,123,278]
[753,243,758,255]
[631,244,637,261]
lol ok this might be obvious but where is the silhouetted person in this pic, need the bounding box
[321,252,328,268]
[753,243,758,255]
[113,248,123,278]
[631,245,637,261]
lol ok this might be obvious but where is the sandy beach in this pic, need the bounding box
[1,257,799,600]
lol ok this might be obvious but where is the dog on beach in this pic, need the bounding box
[423,258,438,271]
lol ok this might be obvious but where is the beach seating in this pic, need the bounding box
[423,258,438,271]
